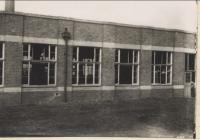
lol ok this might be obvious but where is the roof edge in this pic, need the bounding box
[0,11,196,35]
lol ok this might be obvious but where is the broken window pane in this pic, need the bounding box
[22,62,29,84]
[115,50,118,62]
[133,65,138,83]
[30,63,48,85]
[87,64,93,84]
[72,63,77,84]
[49,63,55,84]
[78,64,85,84]
[95,48,100,62]
[23,44,28,60]
[31,44,49,60]
[79,47,94,62]
[50,46,56,60]
[115,65,118,84]
[95,64,99,84]
[72,47,77,62]
[120,50,129,63]
[119,65,132,84]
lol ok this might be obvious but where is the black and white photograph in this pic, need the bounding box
[0,0,198,138]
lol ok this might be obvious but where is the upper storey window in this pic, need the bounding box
[22,43,57,85]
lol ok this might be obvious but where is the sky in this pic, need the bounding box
[0,1,197,32]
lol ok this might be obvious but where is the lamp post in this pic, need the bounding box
[62,28,71,102]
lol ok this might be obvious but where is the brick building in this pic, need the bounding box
[0,1,196,105]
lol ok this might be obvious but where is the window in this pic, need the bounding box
[22,43,57,85]
[115,49,139,85]
[152,51,172,85]
[185,53,195,83]
[72,47,101,85]
[0,42,4,85]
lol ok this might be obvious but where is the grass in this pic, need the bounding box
[0,97,195,138]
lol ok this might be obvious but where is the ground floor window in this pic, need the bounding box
[185,53,195,83]
[152,51,172,85]
[22,43,57,85]
[72,46,101,85]
[115,49,139,85]
[0,42,4,85]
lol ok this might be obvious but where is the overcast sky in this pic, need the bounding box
[0,1,197,32]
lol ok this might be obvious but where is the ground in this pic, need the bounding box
[0,97,195,138]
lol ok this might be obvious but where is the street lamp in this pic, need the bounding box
[62,27,71,102]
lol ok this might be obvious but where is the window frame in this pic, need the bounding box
[185,53,196,83]
[152,51,173,85]
[22,43,57,86]
[72,46,102,86]
[115,49,140,85]
[0,42,5,87]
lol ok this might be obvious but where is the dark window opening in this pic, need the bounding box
[185,53,195,83]
[22,43,56,85]
[115,49,139,84]
[30,63,48,85]
[119,65,132,84]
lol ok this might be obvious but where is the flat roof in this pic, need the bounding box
[0,11,196,35]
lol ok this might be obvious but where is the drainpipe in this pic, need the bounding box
[62,28,71,102]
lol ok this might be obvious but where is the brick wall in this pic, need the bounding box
[0,13,197,105]
[4,42,23,87]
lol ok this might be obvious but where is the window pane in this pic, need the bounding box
[50,46,56,60]
[115,65,118,84]
[189,54,195,70]
[22,62,28,84]
[119,65,132,84]
[79,47,94,62]
[95,64,99,84]
[86,64,93,84]
[129,50,133,63]
[155,51,167,64]
[23,44,28,60]
[95,48,100,62]
[49,63,55,84]
[134,51,138,63]
[167,72,171,83]
[167,52,171,64]
[155,66,161,83]
[192,72,195,82]
[72,47,77,61]
[186,72,191,83]
[120,50,129,63]
[31,44,49,60]
[78,64,85,84]
[72,63,77,84]
[151,65,154,83]
[133,65,138,83]
[30,62,48,85]
[115,50,118,62]
[161,66,166,84]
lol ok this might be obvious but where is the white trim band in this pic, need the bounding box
[0,85,185,92]
[0,35,196,53]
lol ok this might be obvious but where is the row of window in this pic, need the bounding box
[0,42,196,86]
